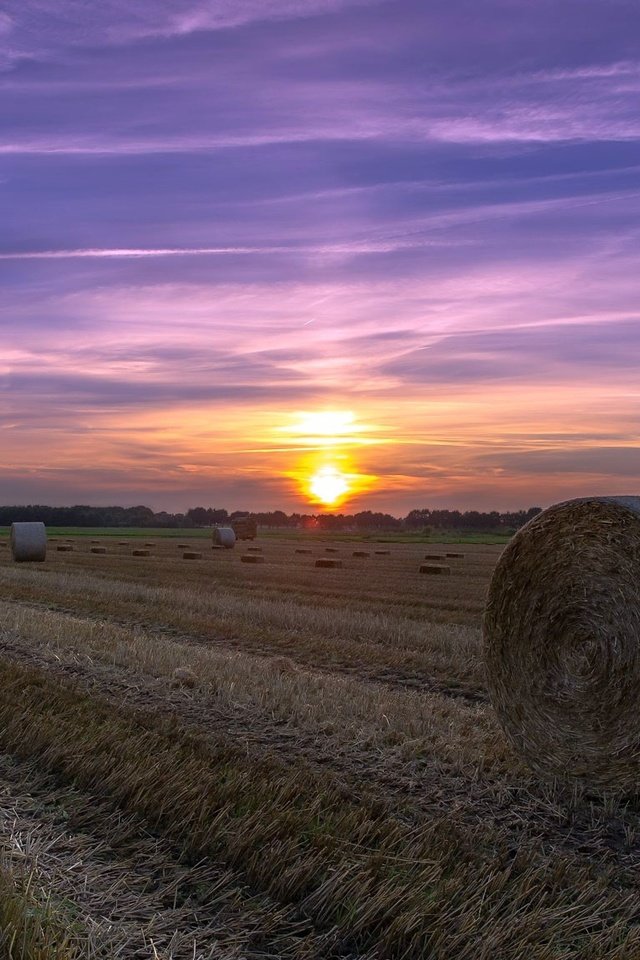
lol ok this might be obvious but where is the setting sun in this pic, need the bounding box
[309,466,350,506]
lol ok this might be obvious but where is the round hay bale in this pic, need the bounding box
[90,546,107,554]
[182,551,202,560]
[419,564,450,575]
[295,548,313,554]
[171,666,198,689]
[11,522,47,562]
[241,554,265,564]
[484,496,640,788]
[132,548,151,557]
[213,527,236,549]
[57,544,73,552]
[446,552,465,559]
[315,558,342,569]
[352,550,369,558]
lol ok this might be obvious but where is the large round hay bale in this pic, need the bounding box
[213,527,236,549]
[10,522,47,562]
[484,496,640,788]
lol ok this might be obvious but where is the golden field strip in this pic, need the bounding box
[1,536,640,958]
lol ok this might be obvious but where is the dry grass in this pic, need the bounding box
[0,536,639,956]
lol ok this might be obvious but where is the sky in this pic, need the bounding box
[2,0,640,514]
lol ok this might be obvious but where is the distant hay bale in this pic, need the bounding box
[241,554,265,564]
[132,549,151,557]
[183,551,202,560]
[57,545,73,553]
[247,546,262,553]
[484,496,640,788]
[11,522,47,562]
[171,666,198,689]
[295,548,313,554]
[352,550,369,557]
[424,554,443,561]
[90,546,107,554]
[143,542,155,547]
[177,543,190,548]
[419,564,450,575]
[118,541,129,546]
[446,552,465,559]
[213,527,236,549]
[90,540,101,544]
[315,558,342,569]
[325,547,339,554]
[375,550,390,555]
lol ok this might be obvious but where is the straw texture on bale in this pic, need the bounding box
[132,549,151,557]
[352,550,369,557]
[10,522,47,562]
[419,564,450,575]
[446,552,465,559]
[90,546,107,554]
[213,527,236,549]
[241,554,265,564]
[182,551,202,560]
[315,558,342,569]
[484,496,640,788]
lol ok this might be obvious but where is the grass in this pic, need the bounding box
[0,533,638,957]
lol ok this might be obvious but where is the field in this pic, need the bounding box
[0,534,639,958]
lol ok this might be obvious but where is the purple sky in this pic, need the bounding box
[2,0,640,513]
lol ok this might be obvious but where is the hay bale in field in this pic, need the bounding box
[241,554,265,564]
[118,541,129,546]
[352,550,369,557]
[182,551,202,560]
[325,547,339,554]
[483,496,640,788]
[90,540,101,544]
[247,546,262,553]
[90,546,107,554]
[143,542,155,547]
[375,550,390,555]
[57,545,73,552]
[315,558,342,569]
[213,527,236,549]
[177,543,190,548]
[419,564,450,575]
[295,548,313,554]
[446,552,465,559]
[132,548,151,557]
[171,666,198,689]
[11,522,47,562]
[424,553,443,561]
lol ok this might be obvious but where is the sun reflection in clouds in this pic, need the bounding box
[280,410,378,508]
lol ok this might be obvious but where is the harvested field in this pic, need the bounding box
[0,534,639,958]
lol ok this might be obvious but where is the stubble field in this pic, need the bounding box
[1,534,640,959]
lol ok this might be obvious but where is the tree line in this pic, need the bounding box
[0,503,542,533]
